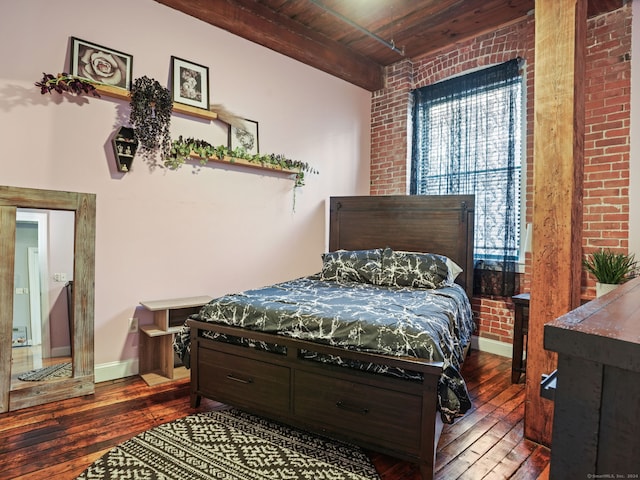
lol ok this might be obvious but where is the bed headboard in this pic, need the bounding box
[329,195,475,297]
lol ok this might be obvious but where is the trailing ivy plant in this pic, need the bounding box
[166,136,317,187]
[35,72,100,97]
[129,76,173,158]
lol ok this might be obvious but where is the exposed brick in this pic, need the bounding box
[369,4,631,342]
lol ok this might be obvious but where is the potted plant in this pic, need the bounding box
[583,249,637,297]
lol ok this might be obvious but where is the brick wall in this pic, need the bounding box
[369,6,631,346]
[370,59,414,194]
[583,7,632,296]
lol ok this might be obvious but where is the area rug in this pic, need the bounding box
[76,408,381,480]
[17,362,72,381]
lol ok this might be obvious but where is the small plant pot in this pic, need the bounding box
[112,126,138,172]
[596,282,618,298]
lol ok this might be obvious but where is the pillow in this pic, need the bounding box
[446,257,464,281]
[320,249,383,284]
[380,247,462,288]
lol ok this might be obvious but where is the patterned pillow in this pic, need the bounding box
[320,249,383,284]
[380,248,458,288]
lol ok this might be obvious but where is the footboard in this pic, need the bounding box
[187,319,444,480]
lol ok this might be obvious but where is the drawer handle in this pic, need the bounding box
[226,374,253,384]
[336,401,369,415]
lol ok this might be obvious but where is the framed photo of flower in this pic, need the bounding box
[170,56,210,110]
[70,37,133,90]
[229,119,259,155]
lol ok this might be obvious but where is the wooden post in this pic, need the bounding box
[526,0,586,446]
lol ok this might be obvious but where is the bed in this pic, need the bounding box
[174,194,475,480]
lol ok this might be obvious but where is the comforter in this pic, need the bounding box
[174,275,474,422]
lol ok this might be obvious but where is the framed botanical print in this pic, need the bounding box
[229,119,259,155]
[170,56,210,110]
[70,37,133,90]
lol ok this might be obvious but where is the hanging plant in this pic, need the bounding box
[35,72,100,97]
[129,76,173,157]
[165,136,317,187]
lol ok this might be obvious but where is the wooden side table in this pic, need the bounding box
[511,292,530,383]
[139,295,212,386]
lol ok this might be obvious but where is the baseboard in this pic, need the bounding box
[95,358,139,383]
[51,346,71,357]
[471,335,512,358]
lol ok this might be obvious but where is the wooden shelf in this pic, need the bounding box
[95,84,302,179]
[189,152,300,175]
[139,295,212,385]
[140,324,183,337]
[94,84,218,121]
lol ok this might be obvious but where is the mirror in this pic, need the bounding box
[0,186,95,413]
[11,209,75,390]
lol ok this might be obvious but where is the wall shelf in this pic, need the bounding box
[95,84,301,179]
[188,152,300,176]
[94,84,218,121]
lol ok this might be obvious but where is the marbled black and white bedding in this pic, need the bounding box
[174,248,475,422]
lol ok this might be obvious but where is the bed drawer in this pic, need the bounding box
[198,348,290,415]
[294,370,422,454]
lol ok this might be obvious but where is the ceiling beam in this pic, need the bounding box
[154,0,384,91]
[587,0,625,17]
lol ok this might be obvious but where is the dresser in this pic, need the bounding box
[544,276,640,477]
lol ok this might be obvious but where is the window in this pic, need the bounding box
[410,59,524,295]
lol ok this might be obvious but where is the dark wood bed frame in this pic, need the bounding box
[187,195,475,480]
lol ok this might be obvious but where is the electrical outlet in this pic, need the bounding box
[128,317,139,333]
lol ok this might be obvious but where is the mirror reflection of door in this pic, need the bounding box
[0,186,95,413]
[11,209,74,390]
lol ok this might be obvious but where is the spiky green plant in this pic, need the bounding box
[583,249,637,284]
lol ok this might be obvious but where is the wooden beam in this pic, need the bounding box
[587,0,625,17]
[154,0,384,91]
[526,0,586,446]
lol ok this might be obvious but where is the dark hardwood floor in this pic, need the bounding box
[0,350,549,480]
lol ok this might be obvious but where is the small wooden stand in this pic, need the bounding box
[139,295,212,386]
[511,292,530,383]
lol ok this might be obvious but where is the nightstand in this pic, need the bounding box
[511,292,530,383]
[139,295,212,386]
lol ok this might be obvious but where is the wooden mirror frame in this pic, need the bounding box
[0,186,95,412]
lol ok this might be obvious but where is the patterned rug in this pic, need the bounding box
[77,408,381,480]
[17,362,72,381]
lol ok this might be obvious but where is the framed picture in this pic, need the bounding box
[171,56,210,110]
[229,119,259,155]
[70,37,133,90]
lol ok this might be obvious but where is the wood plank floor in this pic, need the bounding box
[0,350,550,480]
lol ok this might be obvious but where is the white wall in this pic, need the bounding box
[0,0,371,378]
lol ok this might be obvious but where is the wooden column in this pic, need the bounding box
[525,0,586,446]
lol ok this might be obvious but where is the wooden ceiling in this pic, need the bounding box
[155,0,625,91]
